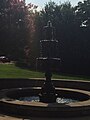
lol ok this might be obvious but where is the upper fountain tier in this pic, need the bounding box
[43,20,55,40]
[40,21,60,59]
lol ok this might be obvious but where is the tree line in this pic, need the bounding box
[0,0,90,75]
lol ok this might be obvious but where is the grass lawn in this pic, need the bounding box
[0,64,44,78]
[0,63,89,80]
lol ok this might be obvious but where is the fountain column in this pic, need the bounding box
[39,21,60,103]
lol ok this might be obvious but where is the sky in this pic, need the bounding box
[26,0,83,8]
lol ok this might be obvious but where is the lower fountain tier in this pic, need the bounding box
[0,87,90,118]
[36,57,61,71]
[37,57,60,61]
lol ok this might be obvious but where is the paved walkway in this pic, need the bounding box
[0,115,21,120]
[0,115,90,120]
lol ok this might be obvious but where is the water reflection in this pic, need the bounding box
[19,96,77,104]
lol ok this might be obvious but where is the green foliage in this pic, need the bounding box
[0,0,28,60]
[75,0,90,27]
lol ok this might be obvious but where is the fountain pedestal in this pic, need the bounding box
[39,60,57,103]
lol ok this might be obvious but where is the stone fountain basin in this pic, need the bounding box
[0,87,90,118]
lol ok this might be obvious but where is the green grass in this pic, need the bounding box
[0,63,89,80]
[52,74,90,80]
[0,64,44,78]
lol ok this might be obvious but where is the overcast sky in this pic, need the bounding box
[26,0,83,7]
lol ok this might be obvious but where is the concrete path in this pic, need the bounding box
[0,115,22,120]
[0,115,90,120]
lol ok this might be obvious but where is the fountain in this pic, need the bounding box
[0,21,90,119]
[38,21,60,103]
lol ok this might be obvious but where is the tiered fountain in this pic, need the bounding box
[38,20,60,103]
[0,21,90,120]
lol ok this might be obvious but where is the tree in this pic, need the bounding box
[22,3,40,68]
[75,0,90,27]
[0,0,28,60]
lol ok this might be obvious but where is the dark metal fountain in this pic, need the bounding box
[38,21,60,103]
[0,21,90,119]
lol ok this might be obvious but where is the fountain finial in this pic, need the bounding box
[47,20,52,27]
[43,20,54,40]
